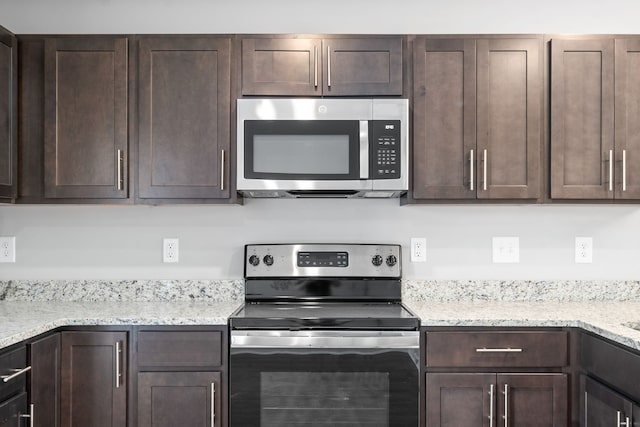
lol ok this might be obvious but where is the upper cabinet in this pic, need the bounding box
[137,36,231,202]
[551,37,640,200]
[43,37,129,199]
[0,26,16,201]
[241,36,403,96]
[412,36,542,201]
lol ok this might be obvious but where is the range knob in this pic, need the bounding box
[263,254,274,266]
[386,255,397,267]
[248,255,260,266]
[372,255,383,266]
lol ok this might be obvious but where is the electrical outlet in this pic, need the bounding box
[411,238,426,262]
[0,237,16,263]
[492,237,519,263]
[163,238,179,263]
[575,237,593,263]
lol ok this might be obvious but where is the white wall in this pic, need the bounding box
[1,0,640,281]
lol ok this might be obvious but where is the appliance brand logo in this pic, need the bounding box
[385,124,395,130]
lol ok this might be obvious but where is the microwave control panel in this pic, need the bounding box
[371,120,401,179]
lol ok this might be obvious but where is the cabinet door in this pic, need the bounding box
[425,373,494,427]
[498,374,567,427]
[0,393,27,427]
[412,38,476,199]
[477,38,541,199]
[583,375,633,427]
[30,333,60,427]
[242,38,321,96]
[551,38,615,199]
[44,37,128,199]
[138,372,221,427]
[138,36,231,200]
[634,403,639,427]
[323,37,403,96]
[60,332,127,427]
[0,26,16,200]
[615,38,640,199]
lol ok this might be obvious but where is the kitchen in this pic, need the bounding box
[1,0,640,426]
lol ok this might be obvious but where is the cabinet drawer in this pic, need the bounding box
[0,347,27,402]
[138,331,222,368]
[0,392,27,425]
[425,331,568,367]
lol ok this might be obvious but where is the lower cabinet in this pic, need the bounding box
[138,372,221,427]
[426,373,567,427]
[60,331,127,427]
[0,393,27,427]
[582,375,637,427]
[29,332,60,427]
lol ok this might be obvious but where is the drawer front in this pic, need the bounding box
[138,331,222,368]
[0,392,27,426]
[426,331,568,368]
[0,347,27,403]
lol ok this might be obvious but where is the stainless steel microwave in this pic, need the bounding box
[236,98,409,198]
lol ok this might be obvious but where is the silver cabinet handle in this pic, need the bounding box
[488,383,494,426]
[19,404,34,427]
[470,149,474,191]
[115,341,121,388]
[211,382,216,427]
[220,149,226,191]
[116,149,123,191]
[503,384,508,427]
[314,46,318,88]
[483,149,488,191]
[1,366,31,383]
[617,411,630,427]
[327,46,331,88]
[476,348,523,353]
[609,149,614,192]
[622,149,627,192]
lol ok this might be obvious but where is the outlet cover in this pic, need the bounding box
[163,238,179,263]
[0,236,16,263]
[492,237,519,263]
[411,237,426,262]
[575,237,593,264]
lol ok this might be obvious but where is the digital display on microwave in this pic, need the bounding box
[253,134,350,175]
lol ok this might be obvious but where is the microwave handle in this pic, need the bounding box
[360,121,369,179]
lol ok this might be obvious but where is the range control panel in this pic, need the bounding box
[371,120,401,180]
[245,244,401,278]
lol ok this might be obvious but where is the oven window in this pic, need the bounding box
[260,372,389,426]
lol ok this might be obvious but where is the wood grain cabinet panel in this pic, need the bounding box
[497,374,567,427]
[426,373,493,427]
[582,375,634,427]
[137,36,231,200]
[29,333,60,427]
[0,26,16,201]
[60,331,127,427]
[44,37,128,199]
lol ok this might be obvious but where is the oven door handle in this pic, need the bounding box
[231,330,419,349]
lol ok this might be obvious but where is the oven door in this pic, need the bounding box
[230,330,419,427]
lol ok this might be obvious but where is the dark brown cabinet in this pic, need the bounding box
[29,333,60,427]
[137,36,231,201]
[241,36,403,96]
[43,37,129,199]
[412,37,542,201]
[582,375,636,427]
[0,26,16,201]
[60,331,127,427]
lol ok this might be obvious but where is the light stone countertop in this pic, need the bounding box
[0,301,241,349]
[405,300,640,351]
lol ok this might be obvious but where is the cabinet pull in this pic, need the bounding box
[469,149,474,191]
[1,366,31,383]
[476,347,523,353]
[327,46,331,89]
[503,384,508,427]
[622,149,627,192]
[488,383,494,426]
[116,149,123,191]
[483,149,488,191]
[19,404,34,427]
[211,382,216,427]
[617,411,630,427]
[314,46,318,89]
[609,149,614,192]
[115,341,121,388]
[220,149,226,191]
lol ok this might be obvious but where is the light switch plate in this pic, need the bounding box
[492,237,519,263]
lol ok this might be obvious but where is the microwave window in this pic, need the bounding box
[253,135,350,174]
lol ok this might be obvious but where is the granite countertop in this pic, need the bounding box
[0,301,241,349]
[405,300,640,351]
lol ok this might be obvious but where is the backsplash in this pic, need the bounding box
[1,279,640,302]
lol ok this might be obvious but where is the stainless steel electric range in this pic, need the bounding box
[229,243,420,427]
